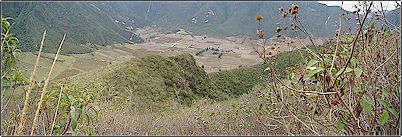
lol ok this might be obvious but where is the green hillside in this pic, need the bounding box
[102,53,226,111]
[62,49,304,113]
[1,2,143,54]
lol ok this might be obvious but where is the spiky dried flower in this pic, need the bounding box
[291,23,297,32]
[289,3,299,14]
[256,93,263,98]
[331,98,340,105]
[282,12,288,18]
[258,32,265,39]
[276,27,282,33]
[256,15,264,20]
[295,64,300,69]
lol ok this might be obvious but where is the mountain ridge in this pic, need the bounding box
[2,1,400,54]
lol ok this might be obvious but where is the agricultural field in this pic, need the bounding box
[16,27,323,82]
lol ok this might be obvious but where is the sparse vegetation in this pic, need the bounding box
[258,1,400,135]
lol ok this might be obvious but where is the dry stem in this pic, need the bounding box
[15,30,46,135]
[30,34,66,135]
[49,83,64,135]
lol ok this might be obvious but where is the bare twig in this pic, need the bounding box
[370,48,399,78]
[287,104,320,135]
[274,75,337,95]
[332,2,373,86]
[330,1,344,74]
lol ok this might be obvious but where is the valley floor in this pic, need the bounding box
[17,27,325,82]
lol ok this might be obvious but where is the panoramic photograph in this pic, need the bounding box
[1,1,401,136]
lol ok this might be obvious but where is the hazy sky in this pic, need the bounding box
[317,1,401,12]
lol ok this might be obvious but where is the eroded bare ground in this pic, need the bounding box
[63,27,324,80]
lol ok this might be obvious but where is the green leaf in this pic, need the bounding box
[361,97,373,116]
[71,106,78,131]
[379,111,389,125]
[306,66,317,70]
[336,108,349,114]
[304,67,323,81]
[350,57,357,67]
[336,117,345,133]
[345,67,353,73]
[288,73,294,80]
[336,67,353,76]
[316,81,322,92]
[307,59,319,68]
[382,90,388,98]
[345,35,354,43]
[90,104,100,118]
[353,86,363,94]
[389,108,399,118]
[378,99,389,108]
[284,79,292,87]
[86,112,93,125]
[369,22,375,29]
[354,67,363,78]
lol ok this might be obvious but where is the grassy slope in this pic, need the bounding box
[100,53,227,112]
[62,49,305,113]
[16,52,76,82]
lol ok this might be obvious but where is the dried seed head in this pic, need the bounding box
[291,23,297,32]
[276,27,282,33]
[289,3,299,14]
[331,98,340,105]
[256,15,264,20]
[322,48,327,53]
[258,32,265,39]
[282,12,288,18]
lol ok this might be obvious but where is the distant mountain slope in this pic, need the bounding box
[385,7,401,27]
[2,2,143,54]
[97,2,363,37]
[2,2,400,54]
